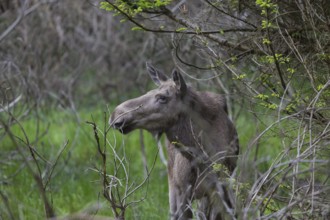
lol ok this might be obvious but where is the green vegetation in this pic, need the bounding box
[1,108,169,219]
[1,106,293,219]
[100,0,172,17]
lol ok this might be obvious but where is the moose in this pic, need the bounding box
[109,63,239,220]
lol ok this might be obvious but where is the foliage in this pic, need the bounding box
[100,0,172,16]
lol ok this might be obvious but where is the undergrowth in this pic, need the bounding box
[1,106,327,219]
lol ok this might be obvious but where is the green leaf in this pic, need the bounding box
[286,68,295,74]
[271,92,280,98]
[100,1,113,11]
[317,84,324,91]
[262,38,271,45]
[255,94,269,101]
[261,20,272,29]
[176,27,187,32]
[131,26,143,31]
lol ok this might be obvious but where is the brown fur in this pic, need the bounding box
[110,64,239,220]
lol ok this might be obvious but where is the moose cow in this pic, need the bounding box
[110,63,239,220]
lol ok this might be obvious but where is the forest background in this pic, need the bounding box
[0,0,329,219]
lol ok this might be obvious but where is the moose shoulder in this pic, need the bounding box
[110,63,239,220]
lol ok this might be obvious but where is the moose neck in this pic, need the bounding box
[185,89,218,125]
[165,89,216,147]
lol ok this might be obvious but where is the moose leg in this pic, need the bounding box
[197,173,224,220]
[197,197,209,220]
[175,185,193,220]
[196,195,223,220]
[208,182,236,220]
[168,176,178,219]
[209,194,223,220]
[169,146,194,219]
[169,183,193,220]
[167,143,180,219]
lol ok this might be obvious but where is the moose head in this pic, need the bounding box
[109,63,188,135]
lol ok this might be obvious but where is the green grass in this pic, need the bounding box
[0,108,169,219]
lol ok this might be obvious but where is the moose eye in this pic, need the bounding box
[156,95,168,104]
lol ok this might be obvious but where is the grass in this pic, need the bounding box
[0,107,169,219]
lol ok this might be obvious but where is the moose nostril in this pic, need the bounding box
[113,120,124,128]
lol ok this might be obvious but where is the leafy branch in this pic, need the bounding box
[87,111,159,220]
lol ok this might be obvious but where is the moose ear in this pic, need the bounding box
[172,69,187,95]
[146,62,168,86]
